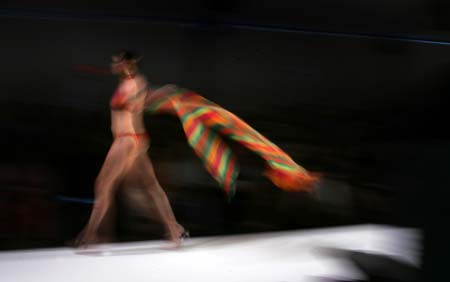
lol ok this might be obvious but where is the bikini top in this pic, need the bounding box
[110,89,129,111]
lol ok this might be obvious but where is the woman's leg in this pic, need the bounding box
[77,138,135,246]
[134,153,185,244]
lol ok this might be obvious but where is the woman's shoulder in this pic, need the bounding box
[132,74,149,89]
[117,74,148,94]
[118,79,135,92]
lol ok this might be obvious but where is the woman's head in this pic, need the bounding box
[111,50,141,76]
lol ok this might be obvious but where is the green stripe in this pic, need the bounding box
[231,132,277,148]
[269,160,299,172]
[190,123,205,146]
[188,123,204,147]
[226,167,240,199]
[261,151,292,163]
[210,122,226,132]
[180,108,209,129]
[218,148,232,180]
[180,107,210,122]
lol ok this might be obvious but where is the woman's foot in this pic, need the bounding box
[166,223,188,248]
[72,226,112,248]
[72,231,97,248]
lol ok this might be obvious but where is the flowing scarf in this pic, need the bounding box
[145,86,318,196]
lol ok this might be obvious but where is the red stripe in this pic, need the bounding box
[179,92,197,102]
[196,127,209,152]
[198,111,218,122]
[219,128,234,135]
[223,156,236,193]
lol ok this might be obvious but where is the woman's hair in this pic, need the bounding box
[114,50,141,63]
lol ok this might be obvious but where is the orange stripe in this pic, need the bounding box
[207,137,222,173]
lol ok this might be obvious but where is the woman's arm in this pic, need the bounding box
[145,84,178,106]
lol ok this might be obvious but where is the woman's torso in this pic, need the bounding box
[110,75,147,136]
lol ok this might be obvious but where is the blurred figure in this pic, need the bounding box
[76,51,185,247]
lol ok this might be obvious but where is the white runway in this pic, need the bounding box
[0,225,421,282]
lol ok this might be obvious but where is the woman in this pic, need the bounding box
[76,51,185,247]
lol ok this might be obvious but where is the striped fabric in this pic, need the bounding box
[146,87,318,196]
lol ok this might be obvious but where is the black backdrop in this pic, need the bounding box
[1,1,449,280]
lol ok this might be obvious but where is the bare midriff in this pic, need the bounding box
[110,75,148,139]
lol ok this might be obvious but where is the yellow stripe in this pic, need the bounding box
[206,136,221,170]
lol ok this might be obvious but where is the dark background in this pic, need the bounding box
[1,1,449,280]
